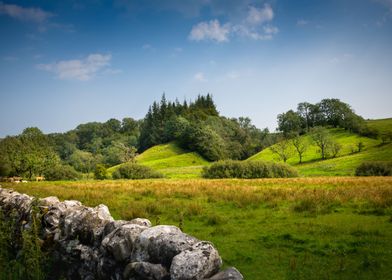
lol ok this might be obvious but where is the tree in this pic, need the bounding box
[270,137,293,163]
[277,110,302,136]
[357,141,364,152]
[311,127,332,160]
[329,141,342,158]
[69,150,97,178]
[291,134,308,163]
[0,128,60,178]
[297,102,313,132]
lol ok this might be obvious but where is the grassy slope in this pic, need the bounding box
[366,118,392,135]
[108,142,209,179]
[248,128,392,176]
[7,177,392,280]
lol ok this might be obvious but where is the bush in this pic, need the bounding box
[202,160,298,179]
[94,164,107,180]
[355,161,392,176]
[44,165,81,181]
[112,163,163,179]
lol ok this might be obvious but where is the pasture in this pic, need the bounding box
[5,177,392,279]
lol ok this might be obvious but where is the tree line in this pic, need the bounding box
[277,98,377,137]
[0,94,275,179]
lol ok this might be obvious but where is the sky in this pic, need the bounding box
[0,0,392,137]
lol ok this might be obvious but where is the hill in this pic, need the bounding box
[248,127,392,176]
[366,118,392,135]
[108,142,209,178]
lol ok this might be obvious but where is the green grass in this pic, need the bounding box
[248,128,392,176]
[298,143,392,176]
[6,177,392,280]
[366,118,392,135]
[108,142,209,179]
[248,128,380,165]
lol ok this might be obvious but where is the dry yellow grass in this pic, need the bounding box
[3,177,392,279]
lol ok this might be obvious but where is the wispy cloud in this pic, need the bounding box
[142,43,155,51]
[0,2,53,23]
[246,4,274,25]
[0,2,73,32]
[37,54,112,81]
[193,72,207,82]
[189,4,278,43]
[297,19,309,26]
[189,20,230,42]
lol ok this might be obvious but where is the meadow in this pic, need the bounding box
[5,177,392,279]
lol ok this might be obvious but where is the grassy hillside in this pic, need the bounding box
[248,128,392,176]
[108,142,209,179]
[366,118,392,135]
[7,177,392,279]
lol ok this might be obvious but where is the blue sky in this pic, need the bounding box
[0,0,391,137]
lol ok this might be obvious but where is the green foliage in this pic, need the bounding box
[138,94,268,161]
[0,127,59,179]
[278,98,366,135]
[355,161,392,176]
[94,164,108,180]
[112,162,163,179]
[311,126,332,160]
[277,110,303,135]
[43,164,81,181]
[270,137,293,163]
[202,160,298,179]
[0,207,48,280]
[69,150,97,178]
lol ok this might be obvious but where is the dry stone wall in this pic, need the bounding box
[0,187,243,280]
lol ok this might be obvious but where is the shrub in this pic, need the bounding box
[202,160,298,179]
[43,165,81,181]
[355,161,392,176]
[94,164,107,180]
[112,163,163,179]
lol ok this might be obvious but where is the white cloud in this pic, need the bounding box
[189,19,231,42]
[37,54,112,81]
[189,5,278,42]
[246,4,274,25]
[0,2,53,23]
[193,72,207,82]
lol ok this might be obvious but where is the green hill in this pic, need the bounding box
[108,142,209,179]
[366,118,392,135]
[248,127,392,176]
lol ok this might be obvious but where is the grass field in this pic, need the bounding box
[5,177,392,279]
[108,142,209,178]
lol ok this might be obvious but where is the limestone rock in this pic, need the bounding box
[133,225,198,267]
[123,262,169,280]
[170,241,222,280]
[101,224,147,262]
[39,196,60,207]
[130,218,152,227]
[62,205,114,245]
[207,267,244,280]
